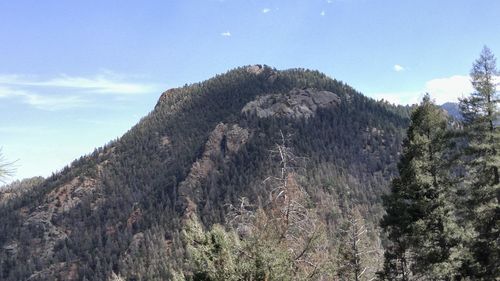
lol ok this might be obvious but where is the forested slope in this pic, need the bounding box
[0,65,411,280]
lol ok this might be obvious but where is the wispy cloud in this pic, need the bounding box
[220,31,231,37]
[0,86,28,98]
[320,10,326,16]
[262,8,271,13]
[23,93,88,111]
[0,72,159,110]
[393,64,405,72]
[0,86,87,110]
[0,73,155,95]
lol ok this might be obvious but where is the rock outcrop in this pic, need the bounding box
[246,64,278,83]
[178,123,250,218]
[9,175,101,277]
[242,88,340,119]
[246,65,266,75]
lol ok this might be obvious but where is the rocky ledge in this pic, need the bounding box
[242,88,340,119]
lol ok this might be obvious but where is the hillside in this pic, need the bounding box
[441,102,462,120]
[0,65,411,281]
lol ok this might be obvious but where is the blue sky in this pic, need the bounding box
[1,0,499,182]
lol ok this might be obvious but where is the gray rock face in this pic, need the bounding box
[22,207,68,261]
[178,123,250,219]
[246,65,266,75]
[242,88,340,119]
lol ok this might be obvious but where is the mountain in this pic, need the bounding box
[0,65,411,281]
[441,102,462,120]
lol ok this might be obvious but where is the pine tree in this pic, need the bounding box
[380,95,461,280]
[182,216,242,281]
[458,46,500,279]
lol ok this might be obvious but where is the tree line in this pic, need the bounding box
[379,46,499,280]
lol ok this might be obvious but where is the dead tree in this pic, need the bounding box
[337,200,378,281]
[265,130,328,279]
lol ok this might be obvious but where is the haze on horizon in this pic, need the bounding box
[1,0,499,182]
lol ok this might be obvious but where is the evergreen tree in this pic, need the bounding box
[0,66,410,280]
[380,95,461,280]
[458,46,500,279]
[182,216,242,281]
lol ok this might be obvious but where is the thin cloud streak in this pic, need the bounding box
[0,73,156,95]
[0,71,160,110]
[0,86,87,111]
[221,31,231,37]
[23,93,88,111]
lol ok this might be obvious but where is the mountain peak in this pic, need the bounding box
[0,66,411,281]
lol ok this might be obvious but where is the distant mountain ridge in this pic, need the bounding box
[441,102,462,120]
[0,65,412,280]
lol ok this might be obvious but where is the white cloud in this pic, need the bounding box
[0,86,29,98]
[0,72,159,110]
[422,75,500,104]
[0,73,155,95]
[326,0,333,3]
[262,8,271,13]
[320,10,326,16]
[371,91,421,105]
[23,93,87,111]
[41,76,154,94]
[369,74,500,105]
[221,31,231,37]
[393,64,405,72]
[423,75,473,105]
[0,86,87,110]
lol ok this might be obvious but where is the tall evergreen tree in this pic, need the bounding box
[380,95,461,280]
[458,46,500,279]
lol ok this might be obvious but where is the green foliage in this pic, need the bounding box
[380,47,500,281]
[183,207,328,281]
[0,66,409,280]
[118,227,180,281]
[183,217,241,281]
[182,137,333,281]
[380,95,464,280]
[458,46,500,279]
